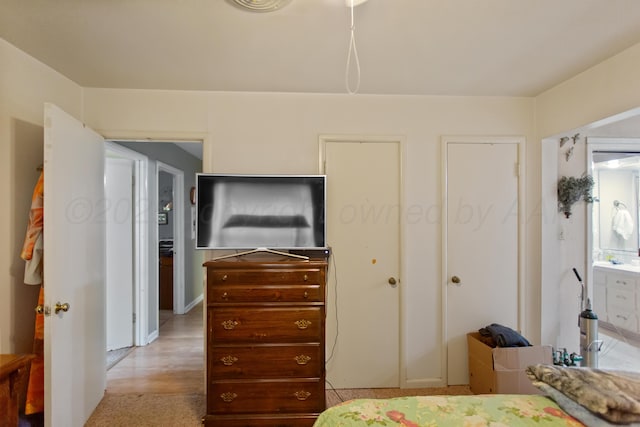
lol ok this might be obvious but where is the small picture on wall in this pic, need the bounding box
[158,212,168,225]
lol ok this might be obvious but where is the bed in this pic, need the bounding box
[313,365,640,427]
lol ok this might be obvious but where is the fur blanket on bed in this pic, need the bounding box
[526,364,640,424]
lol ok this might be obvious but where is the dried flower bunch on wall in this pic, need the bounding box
[557,175,594,218]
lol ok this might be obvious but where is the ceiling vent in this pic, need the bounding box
[229,0,292,12]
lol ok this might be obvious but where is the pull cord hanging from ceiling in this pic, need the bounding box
[345,0,361,94]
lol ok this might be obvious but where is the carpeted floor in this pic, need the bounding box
[85,386,472,426]
[85,392,205,426]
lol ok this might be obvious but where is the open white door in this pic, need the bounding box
[106,158,134,351]
[43,103,106,425]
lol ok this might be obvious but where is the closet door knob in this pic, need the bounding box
[55,302,70,314]
[451,276,461,284]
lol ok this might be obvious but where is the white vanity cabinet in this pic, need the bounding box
[592,268,608,321]
[593,264,640,335]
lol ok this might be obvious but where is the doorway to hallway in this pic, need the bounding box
[104,140,203,356]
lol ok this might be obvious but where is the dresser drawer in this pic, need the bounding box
[208,284,322,304]
[210,344,322,379]
[607,273,637,291]
[210,307,322,343]
[607,287,636,312]
[203,414,317,427]
[209,269,323,286]
[208,379,324,414]
[608,309,638,333]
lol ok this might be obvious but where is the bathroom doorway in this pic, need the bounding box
[587,137,640,371]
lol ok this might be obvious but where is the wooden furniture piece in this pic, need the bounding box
[203,256,328,427]
[0,354,35,426]
[159,255,174,310]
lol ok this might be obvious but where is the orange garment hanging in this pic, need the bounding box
[25,287,44,415]
[21,170,44,415]
[21,171,43,262]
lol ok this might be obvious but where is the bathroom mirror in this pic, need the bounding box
[592,152,639,256]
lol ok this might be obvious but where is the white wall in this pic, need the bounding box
[10,32,640,383]
[83,89,536,384]
[537,42,640,139]
[536,41,640,351]
[0,38,83,353]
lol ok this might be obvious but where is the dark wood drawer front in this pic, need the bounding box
[210,308,322,343]
[210,269,322,286]
[208,380,324,414]
[202,414,318,427]
[210,344,322,379]
[209,284,322,304]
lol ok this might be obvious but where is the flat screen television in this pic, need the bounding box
[195,174,327,250]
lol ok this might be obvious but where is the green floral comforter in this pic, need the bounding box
[313,394,585,427]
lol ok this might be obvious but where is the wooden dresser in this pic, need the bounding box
[1,354,35,426]
[159,255,173,310]
[203,256,328,427]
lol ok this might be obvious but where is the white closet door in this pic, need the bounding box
[444,139,520,385]
[323,139,401,388]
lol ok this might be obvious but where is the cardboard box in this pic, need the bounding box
[467,332,552,395]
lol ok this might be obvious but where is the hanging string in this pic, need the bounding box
[345,0,361,94]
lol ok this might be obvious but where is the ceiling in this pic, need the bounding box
[3,0,640,97]
[174,142,203,160]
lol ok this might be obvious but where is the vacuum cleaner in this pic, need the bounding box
[573,268,601,368]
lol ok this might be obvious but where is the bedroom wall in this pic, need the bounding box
[535,41,640,351]
[9,32,638,383]
[0,38,83,353]
[83,89,536,384]
[537,42,640,140]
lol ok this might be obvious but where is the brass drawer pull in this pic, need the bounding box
[221,355,238,366]
[303,274,308,281]
[221,320,239,330]
[294,391,311,401]
[303,291,309,299]
[220,392,237,403]
[294,319,312,330]
[221,274,228,281]
[222,292,229,300]
[294,355,311,365]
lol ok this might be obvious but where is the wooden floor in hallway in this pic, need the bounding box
[106,302,205,394]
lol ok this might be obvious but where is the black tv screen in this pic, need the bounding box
[196,174,326,250]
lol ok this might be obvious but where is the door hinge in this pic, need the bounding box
[515,162,520,177]
[133,312,136,323]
